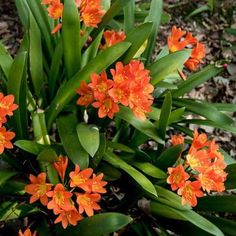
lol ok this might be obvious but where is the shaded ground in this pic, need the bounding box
[0,0,235,155]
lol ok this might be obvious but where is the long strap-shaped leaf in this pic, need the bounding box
[143,0,163,65]
[7,52,28,140]
[116,106,163,144]
[173,98,234,126]
[0,42,13,79]
[150,201,224,236]
[122,22,153,64]
[46,42,131,129]
[56,213,132,236]
[104,151,157,197]
[148,50,191,85]
[172,64,223,97]
[29,13,45,97]
[62,0,81,78]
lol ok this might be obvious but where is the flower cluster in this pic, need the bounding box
[76,0,105,28]
[167,130,227,207]
[0,93,18,154]
[100,30,126,50]
[42,0,104,34]
[76,60,154,120]
[25,156,107,229]
[168,26,206,71]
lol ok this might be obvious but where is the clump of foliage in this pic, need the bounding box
[0,0,236,235]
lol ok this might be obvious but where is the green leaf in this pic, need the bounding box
[82,31,103,68]
[132,161,167,179]
[205,215,236,236]
[46,42,131,128]
[107,140,135,153]
[123,0,135,33]
[29,12,45,96]
[173,98,234,126]
[117,106,163,144]
[57,114,89,169]
[225,28,236,36]
[172,65,223,97]
[148,50,191,85]
[48,38,63,99]
[57,213,132,236]
[157,92,172,139]
[0,180,25,195]
[37,148,58,162]
[25,0,54,57]
[154,144,183,170]
[143,0,163,64]
[92,134,106,168]
[98,162,122,181]
[179,119,236,135]
[7,51,28,139]
[225,163,236,190]
[153,185,191,211]
[76,123,100,157]
[0,202,40,221]
[168,107,185,124]
[196,195,236,213]
[37,149,59,185]
[15,0,30,28]
[123,22,152,63]
[150,202,224,236]
[104,151,157,197]
[187,5,210,18]
[15,140,46,155]
[0,41,13,78]
[0,171,18,186]
[62,0,81,78]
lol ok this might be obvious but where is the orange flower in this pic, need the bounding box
[168,26,197,52]
[101,30,126,49]
[0,127,15,154]
[185,43,206,71]
[167,165,189,191]
[190,129,208,152]
[47,1,63,19]
[79,0,105,28]
[92,96,119,119]
[171,134,184,146]
[177,181,204,207]
[0,115,7,127]
[47,183,73,214]
[54,208,83,229]
[0,93,18,117]
[76,193,101,216]
[87,173,107,193]
[51,23,62,34]
[76,81,94,106]
[186,150,211,173]
[25,173,53,206]
[52,155,68,183]
[88,72,113,100]
[18,228,37,236]
[69,164,93,191]
[41,0,58,4]
[198,170,226,193]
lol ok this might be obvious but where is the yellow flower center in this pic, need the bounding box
[56,191,65,206]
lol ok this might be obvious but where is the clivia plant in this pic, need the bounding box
[0,0,236,235]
